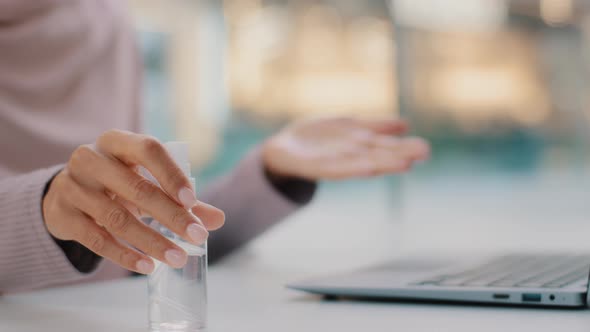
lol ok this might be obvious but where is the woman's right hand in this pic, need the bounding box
[42,130,225,275]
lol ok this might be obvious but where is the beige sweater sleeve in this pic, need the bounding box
[0,165,91,294]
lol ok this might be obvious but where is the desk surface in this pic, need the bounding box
[2,262,590,332]
[3,181,590,331]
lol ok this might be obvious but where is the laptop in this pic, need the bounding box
[288,0,590,309]
[287,253,590,307]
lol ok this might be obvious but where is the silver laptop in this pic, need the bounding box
[288,254,590,307]
[290,0,590,308]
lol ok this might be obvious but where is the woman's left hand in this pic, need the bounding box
[262,117,430,181]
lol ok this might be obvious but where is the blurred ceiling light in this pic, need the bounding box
[540,0,573,26]
[227,1,396,119]
[391,0,507,31]
[285,73,395,117]
[425,66,550,126]
[297,5,344,67]
[234,6,288,57]
[347,17,394,70]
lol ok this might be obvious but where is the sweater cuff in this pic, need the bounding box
[264,168,317,206]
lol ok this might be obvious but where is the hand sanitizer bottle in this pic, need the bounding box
[146,142,208,332]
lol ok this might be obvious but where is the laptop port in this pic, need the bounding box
[522,293,542,302]
[493,293,510,300]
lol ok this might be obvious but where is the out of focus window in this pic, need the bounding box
[131,0,590,227]
[131,0,398,183]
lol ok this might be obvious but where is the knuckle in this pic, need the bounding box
[147,234,165,256]
[48,173,79,205]
[49,172,68,191]
[97,129,121,146]
[57,178,77,202]
[170,209,190,230]
[131,178,157,201]
[69,145,96,170]
[118,250,137,268]
[139,136,164,156]
[86,231,106,253]
[168,171,188,190]
[106,208,132,234]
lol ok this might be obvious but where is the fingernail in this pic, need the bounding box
[187,223,209,245]
[136,259,154,274]
[165,249,188,268]
[178,187,198,209]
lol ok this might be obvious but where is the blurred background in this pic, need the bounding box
[128,0,590,273]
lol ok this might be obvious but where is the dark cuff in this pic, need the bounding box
[50,238,103,273]
[264,169,317,205]
[43,171,103,274]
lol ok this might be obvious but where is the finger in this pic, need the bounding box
[96,130,198,210]
[62,176,189,268]
[316,148,416,180]
[65,210,155,274]
[369,148,413,174]
[355,118,408,135]
[315,158,378,180]
[399,137,431,161]
[115,196,142,219]
[370,136,430,161]
[191,202,225,231]
[370,135,403,149]
[68,146,209,246]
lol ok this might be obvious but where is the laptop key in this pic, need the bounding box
[489,280,525,287]
[413,254,590,290]
[438,279,471,286]
[542,271,588,288]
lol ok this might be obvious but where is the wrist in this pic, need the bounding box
[261,148,317,205]
[261,139,287,179]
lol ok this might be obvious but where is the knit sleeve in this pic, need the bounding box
[0,165,89,294]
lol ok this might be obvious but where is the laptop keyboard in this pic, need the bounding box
[413,254,590,289]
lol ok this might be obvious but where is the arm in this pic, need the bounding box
[0,146,313,292]
[0,1,58,21]
[1,131,224,293]
[0,118,428,293]
[0,165,89,293]
[203,117,430,262]
[202,148,316,262]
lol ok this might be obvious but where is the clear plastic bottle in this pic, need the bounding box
[146,142,208,332]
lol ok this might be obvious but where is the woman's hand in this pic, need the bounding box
[262,117,430,180]
[42,130,225,274]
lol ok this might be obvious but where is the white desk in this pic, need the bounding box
[3,180,590,331]
[2,260,590,332]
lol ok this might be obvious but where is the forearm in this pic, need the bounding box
[202,148,316,263]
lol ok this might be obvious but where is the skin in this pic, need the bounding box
[262,117,430,180]
[42,117,430,275]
